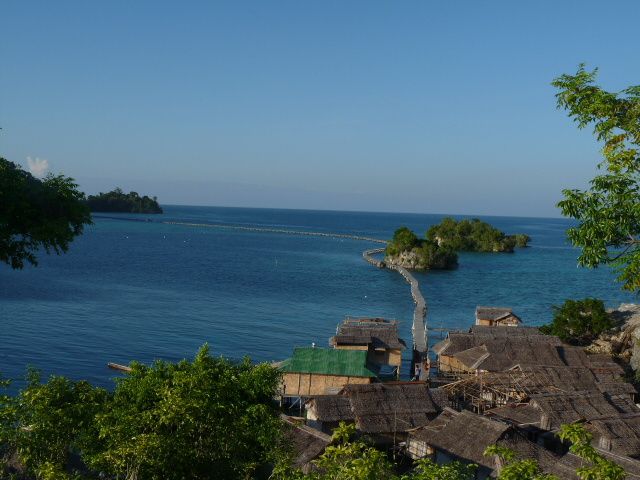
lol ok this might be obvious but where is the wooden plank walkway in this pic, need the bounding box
[362,249,428,354]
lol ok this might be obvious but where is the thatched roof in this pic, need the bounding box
[306,395,354,423]
[530,392,623,430]
[588,414,640,457]
[470,325,542,336]
[306,382,444,434]
[437,327,628,375]
[281,416,331,472]
[485,403,542,427]
[428,388,450,411]
[452,345,490,370]
[496,433,579,479]
[475,306,517,321]
[343,382,440,434]
[330,318,406,350]
[408,410,509,468]
[434,330,561,359]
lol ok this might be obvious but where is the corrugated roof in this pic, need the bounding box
[280,348,378,377]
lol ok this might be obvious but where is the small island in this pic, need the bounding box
[426,217,529,252]
[86,188,163,214]
[385,227,458,271]
[385,218,529,271]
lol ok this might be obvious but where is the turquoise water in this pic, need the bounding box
[0,206,634,389]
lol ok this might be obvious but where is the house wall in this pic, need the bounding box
[476,315,520,326]
[496,315,520,326]
[282,372,371,396]
[334,345,369,351]
[369,348,402,368]
[406,438,434,460]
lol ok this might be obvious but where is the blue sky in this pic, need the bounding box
[1,1,639,217]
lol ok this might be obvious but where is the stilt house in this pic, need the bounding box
[279,347,378,397]
[330,317,406,377]
[475,307,521,326]
[305,382,444,444]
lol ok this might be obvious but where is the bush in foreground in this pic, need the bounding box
[0,345,282,480]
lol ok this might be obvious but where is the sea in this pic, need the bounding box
[0,205,635,391]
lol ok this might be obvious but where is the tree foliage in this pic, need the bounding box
[484,445,558,480]
[426,218,528,253]
[552,65,640,291]
[539,298,611,344]
[0,346,282,480]
[273,422,476,480]
[557,424,625,480]
[385,227,458,270]
[0,158,92,269]
[86,188,163,214]
[0,369,107,479]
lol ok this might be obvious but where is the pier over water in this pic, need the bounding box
[362,248,428,376]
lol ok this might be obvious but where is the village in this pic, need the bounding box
[277,308,640,479]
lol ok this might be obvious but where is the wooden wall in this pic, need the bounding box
[282,372,372,397]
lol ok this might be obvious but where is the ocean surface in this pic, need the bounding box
[0,205,635,390]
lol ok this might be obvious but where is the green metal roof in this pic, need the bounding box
[280,347,378,378]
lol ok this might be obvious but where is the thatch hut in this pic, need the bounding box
[305,382,444,442]
[475,307,521,326]
[330,317,406,376]
[279,348,378,397]
[406,409,509,478]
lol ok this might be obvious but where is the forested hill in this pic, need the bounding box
[86,188,163,214]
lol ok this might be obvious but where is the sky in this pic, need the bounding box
[1,1,639,217]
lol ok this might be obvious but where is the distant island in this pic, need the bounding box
[86,188,163,214]
[426,218,529,252]
[385,218,529,271]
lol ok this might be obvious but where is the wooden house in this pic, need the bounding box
[475,307,521,326]
[330,317,406,376]
[279,347,377,397]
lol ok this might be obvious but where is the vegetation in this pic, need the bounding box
[484,424,624,480]
[385,227,458,270]
[553,65,640,292]
[539,298,612,344]
[0,345,282,480]
[0,158,92,269]
[0,366,628,480]
[484,445,557,480]
[557,424,625,480]
[385,219,529,270]
[273,422,477,480]
[426,218,529,253]
[86,188,163,214]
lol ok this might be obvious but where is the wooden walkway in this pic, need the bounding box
[362,249,428,354]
